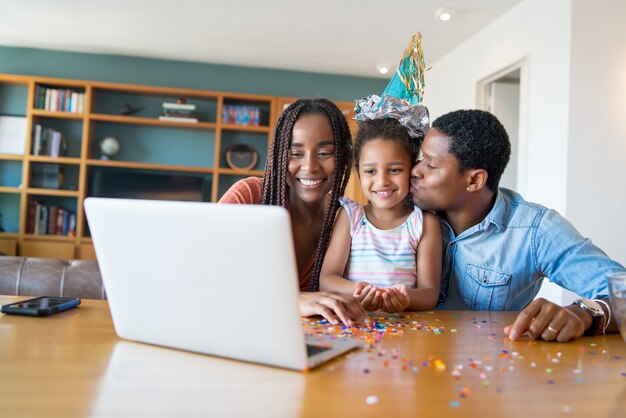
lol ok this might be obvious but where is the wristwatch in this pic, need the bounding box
[572,298,607,336]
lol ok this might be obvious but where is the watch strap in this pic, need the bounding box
[593,299,611,335]
[573,298,607,336]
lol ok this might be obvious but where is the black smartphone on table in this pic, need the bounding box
[1,296,81,317]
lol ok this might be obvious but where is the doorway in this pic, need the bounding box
[477,61,526,194]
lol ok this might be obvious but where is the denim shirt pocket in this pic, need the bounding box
[463,264,512,310]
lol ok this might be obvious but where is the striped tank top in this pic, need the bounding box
[340,197,423,288]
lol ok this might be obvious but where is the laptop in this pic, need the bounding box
[84,197,359,371]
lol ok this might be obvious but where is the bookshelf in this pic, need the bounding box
[0,74,365,260]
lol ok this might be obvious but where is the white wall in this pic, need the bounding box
[566,0,626,266]
[425,0,626,304]
[426,0,572,214]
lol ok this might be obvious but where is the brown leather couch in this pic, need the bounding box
[0,256,105,300]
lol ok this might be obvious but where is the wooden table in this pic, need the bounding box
[0,296,624,418]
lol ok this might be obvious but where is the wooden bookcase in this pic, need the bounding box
[0,74,364,260]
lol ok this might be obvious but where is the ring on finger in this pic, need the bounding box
[547,325,558,334]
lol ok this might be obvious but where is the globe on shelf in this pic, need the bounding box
[99,136,120,160]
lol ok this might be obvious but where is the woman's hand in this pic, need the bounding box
[381,285,410,313]
[299,291,366,326]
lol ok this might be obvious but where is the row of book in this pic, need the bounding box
[31,163,64,189]
[32,124,68,157]
[158,101,198,123]
[35,86,86,113]
[26,201,76,236]
[222,105,261,126]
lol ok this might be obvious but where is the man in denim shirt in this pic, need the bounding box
[411,109,624,342]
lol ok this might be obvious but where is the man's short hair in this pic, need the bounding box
[432,109,511,191]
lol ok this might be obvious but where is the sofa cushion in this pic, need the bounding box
[0,256,105,300]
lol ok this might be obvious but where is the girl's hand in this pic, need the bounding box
[381,285,410,313]
[356,284,383,311]
[353,282,370,298]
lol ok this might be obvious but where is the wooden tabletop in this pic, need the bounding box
[0,296,624,418]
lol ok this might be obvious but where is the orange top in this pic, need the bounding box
[219,177,315,291]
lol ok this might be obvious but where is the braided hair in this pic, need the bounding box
[261,98,353,291]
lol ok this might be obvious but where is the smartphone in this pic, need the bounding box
[1,296,81,317]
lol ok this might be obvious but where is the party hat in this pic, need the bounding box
[354,32,429,138]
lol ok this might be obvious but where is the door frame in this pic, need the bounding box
[476,58,529,196]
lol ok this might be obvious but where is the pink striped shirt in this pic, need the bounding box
[340,197,423,288]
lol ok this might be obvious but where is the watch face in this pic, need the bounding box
[578,298,603,316]
[226,144,258,170]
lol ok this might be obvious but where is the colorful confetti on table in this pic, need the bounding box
[302,311,625,410]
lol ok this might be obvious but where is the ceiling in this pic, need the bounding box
[0,0,523,78]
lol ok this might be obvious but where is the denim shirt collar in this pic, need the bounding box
[438,188,507,237]
[482,189,507,232]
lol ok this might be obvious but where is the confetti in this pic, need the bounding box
[365,396,379,405]
[450,400,460,408]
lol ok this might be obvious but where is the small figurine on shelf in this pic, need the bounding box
[119,102,143,116]
[99,136,120,160]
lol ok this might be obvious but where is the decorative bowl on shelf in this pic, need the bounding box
[225,144,258,170]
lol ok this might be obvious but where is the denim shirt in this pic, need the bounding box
[437,188,625,310]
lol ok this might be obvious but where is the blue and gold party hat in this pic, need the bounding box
[354,33,429,138]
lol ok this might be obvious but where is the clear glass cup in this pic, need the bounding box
[608,272,626,342]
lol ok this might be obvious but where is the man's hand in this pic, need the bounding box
[504,298,589,342]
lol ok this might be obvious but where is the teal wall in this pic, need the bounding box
[0,46,387,101]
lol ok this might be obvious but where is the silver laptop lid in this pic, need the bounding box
[84,197,309,370]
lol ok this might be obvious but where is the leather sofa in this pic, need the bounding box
[0,256,105,300]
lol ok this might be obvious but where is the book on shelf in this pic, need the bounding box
[27,201,75,236]
[31,163,64,189]
[31,124,68,157]
[48,205,58,236]
[222,104,260,126]
[158,115,199,123]
[36,85,85,113]
[0,115,27,155]
[162,102,196,111]
[162,109,196,118]
[26,202,38,234]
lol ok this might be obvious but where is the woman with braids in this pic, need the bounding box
[219,98,366,326]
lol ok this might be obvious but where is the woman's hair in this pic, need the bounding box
[354,118,421,170]
[261,98,353,291]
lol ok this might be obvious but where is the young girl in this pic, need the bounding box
[219,98,365,325]
[320,118,442,313]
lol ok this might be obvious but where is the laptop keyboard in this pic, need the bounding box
[307,344,332,357]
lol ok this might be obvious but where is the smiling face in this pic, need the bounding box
[286,113,336,205]
[410,128,469,212]
[358,138,413,211]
